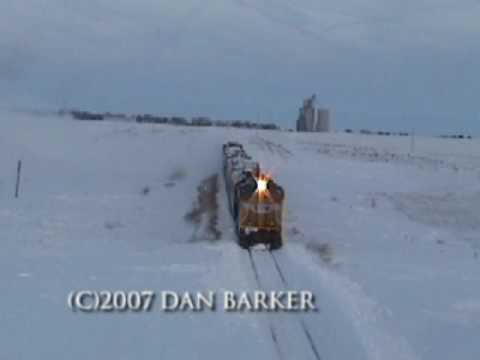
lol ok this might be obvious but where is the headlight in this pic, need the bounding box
[257,178,268,193]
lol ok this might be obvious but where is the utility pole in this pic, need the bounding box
[15,160,22,198]
[410,128,416,154]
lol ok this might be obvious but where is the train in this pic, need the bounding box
[222,142,285,249]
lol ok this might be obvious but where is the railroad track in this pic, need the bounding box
[247,248,322,360]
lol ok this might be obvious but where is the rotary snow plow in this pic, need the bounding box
[223,142,285,249]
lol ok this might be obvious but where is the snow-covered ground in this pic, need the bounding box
[1,111,479,359]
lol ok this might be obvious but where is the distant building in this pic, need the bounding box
[296,95,331,132]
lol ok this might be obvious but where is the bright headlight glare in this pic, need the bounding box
[257,178,267,193]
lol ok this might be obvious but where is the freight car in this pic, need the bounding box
[223,142,284,249]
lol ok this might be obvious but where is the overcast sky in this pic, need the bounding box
[1,0,479,134]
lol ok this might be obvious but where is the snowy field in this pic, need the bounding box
[1,111,479,360]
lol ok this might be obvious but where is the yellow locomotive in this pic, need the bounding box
[223,142,284,249]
